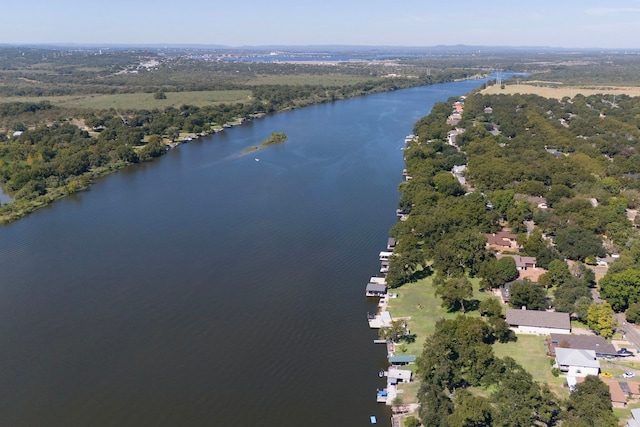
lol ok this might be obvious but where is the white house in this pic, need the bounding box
[555,348,600,377]
[387,368,412,385]
[505,308,571,335]
[627,407,640,427]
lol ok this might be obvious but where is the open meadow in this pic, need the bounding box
[481,83,640,99]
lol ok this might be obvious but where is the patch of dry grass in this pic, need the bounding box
[481,83,640,99]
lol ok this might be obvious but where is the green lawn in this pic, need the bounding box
[386,277,497,357]
[493,335,568,398]
[388,278,572,400]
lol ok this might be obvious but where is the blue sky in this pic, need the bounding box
[2,0,640,49]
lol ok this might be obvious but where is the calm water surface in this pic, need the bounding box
[0,79,486,426]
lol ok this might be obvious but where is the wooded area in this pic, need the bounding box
[386,67,640,425]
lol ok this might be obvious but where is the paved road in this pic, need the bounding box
[616,312,640,351]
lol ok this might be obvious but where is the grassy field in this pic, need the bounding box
[0,90,253,110]
[247,74,375,86]
[481,83,640,99]
[387,277,573,401]
[386,277,496,357]
[493,335,568,398]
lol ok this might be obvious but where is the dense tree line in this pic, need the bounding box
[417,316,616,427]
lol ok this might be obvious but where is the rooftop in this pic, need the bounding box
[550,333,617,356]
[506,308,570,330]
[555,348,600,369]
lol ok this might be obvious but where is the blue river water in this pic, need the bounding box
[0,78,488,426]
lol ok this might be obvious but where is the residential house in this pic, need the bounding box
[387,368,412,385]
[628,407,640,427]
[555,348,600,377]
[495,253,537,270]
[485,231,519,253]
[506,308,571,335]
[447,128,465,145]
[549,333,617,358]
[602,379,628,407]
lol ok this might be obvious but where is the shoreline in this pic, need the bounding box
[0,73,487,225]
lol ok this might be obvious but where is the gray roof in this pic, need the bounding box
[366,283,387,293]
[550,333,617,356]
[555,348,600,369]
[388,355,416,363]
[506,308,570,330]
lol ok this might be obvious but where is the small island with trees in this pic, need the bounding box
[242,132,288,155]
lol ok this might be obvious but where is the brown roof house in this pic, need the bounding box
[602,379,628,408]
[495,253,547,281]
[485,231,519,253]
[495,253,536,270]
[506,308,571,335]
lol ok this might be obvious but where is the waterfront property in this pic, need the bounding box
[379,251,393,262]
[388,355,417,366]
[506,308,571,335]
[368,311,393,329]
[387,237,396,251]
[366,282,387,297]
[387,368,412,385]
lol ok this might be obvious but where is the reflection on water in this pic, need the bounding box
[0,79,487,427]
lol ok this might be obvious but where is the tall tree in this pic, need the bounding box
[448,389,493,427]
[562,376,618,427]
[586,302,615,338]
[599,269,640,312]
[509,281,547,310]
[434,275,473,313]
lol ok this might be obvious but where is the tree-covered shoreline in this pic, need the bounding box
[385,87,640,425]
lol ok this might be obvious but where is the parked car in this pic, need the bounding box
[623,372,635,378]
[601,372,613,378]
[618,348,634,357]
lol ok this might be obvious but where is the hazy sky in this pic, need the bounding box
[3,0,640,49]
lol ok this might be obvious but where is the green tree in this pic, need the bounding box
[448,389,493,427]
[586,302,615,338]
[538,259,571,289]
[554,225,605,261]
[509,281,547,310]
[574,296,592,322]
[154,89,167,100]
[418,382,453,427]
[404,416,420,427]
[626,302,640,323]
[562,375,618,427]
[434,275,473,313]
[479,298,502,318]
[492,358,560,427]
[599,269,640,312]
[433,171,465,197]
[432,231,488,277]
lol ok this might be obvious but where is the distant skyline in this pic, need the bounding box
[2,0,640,49]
